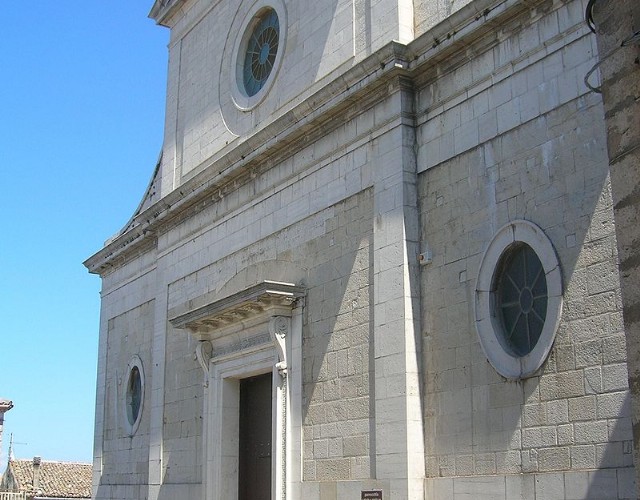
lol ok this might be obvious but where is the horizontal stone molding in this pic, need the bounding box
[85,0,557,277]
[169,280,305,336]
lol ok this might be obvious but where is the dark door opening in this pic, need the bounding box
[238,372,273,500]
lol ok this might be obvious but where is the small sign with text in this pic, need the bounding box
[361,490,382,500]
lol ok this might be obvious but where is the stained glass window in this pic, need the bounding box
[243,9,279,97]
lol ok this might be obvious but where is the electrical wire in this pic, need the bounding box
[585,0,598,33]
[584,57,607,94]
[584,31,640,94]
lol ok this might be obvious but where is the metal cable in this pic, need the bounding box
[585,0,598,33]
[584,31,640,94]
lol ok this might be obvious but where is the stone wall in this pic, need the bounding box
[87,0,639,498]
[415,0,636,497]
[162,332,204,484]
[591,0,640,491]
[419,99,635,498]
[101,301,154,488]
[300,189,373,482]
[158,188,374,487]
[158,0,410,195]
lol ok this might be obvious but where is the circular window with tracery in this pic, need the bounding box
[474,220,562,379]
[242,8,279,97]
[229,1,287,111]
[124,356,145,435]
[496,243,548,357]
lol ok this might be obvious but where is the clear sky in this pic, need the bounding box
[0,1,168,470]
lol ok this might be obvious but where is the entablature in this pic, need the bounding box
[83,41,411,276]
[169,280,305,339]
[85,0,553,278]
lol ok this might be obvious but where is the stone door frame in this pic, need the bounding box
[170,281,305,500]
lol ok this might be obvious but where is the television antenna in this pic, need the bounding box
[8,433,27,460]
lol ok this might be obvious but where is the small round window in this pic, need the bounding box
[242,8,279,97]
[475,220,563,379]
[124,356,144,435]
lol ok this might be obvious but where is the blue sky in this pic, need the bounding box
[0,2,168,469]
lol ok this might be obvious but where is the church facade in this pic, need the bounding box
[84,0,638,498]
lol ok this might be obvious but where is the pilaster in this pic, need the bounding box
[371,78,425,499]
[147,279,168,500]
[92,298,109,499]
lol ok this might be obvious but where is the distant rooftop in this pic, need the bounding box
[3,458,91,499]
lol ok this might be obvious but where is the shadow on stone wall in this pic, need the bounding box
[298,190,374,481]
[418,90,635,493]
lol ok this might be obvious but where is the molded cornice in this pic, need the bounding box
[84,41,411,275]
[85,0,549,276]
[148,0,185,27]
[169,280,305,335]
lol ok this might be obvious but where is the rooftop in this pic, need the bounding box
[5,459,91,498]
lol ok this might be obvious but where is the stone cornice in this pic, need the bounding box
[84,42,410,275]
[85,0,550,276]
[409,0,549,89]
[148,0,184,27]
[169,281,305,335]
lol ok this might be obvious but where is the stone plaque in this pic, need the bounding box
[361,490,382,499]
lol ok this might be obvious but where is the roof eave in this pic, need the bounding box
[148,0,184,27]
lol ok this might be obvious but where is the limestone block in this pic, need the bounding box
[568,396,597,422]
[574,420,609,445]
[534,472,565,499]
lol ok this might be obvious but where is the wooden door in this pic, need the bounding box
[238,373,273,500]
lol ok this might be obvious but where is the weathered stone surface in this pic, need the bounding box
[86,0,638,498]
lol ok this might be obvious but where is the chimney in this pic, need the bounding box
[32,456,42,491]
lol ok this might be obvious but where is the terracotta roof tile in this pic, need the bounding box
[7,459,91,498]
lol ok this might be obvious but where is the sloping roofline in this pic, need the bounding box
[148,0,185,27]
